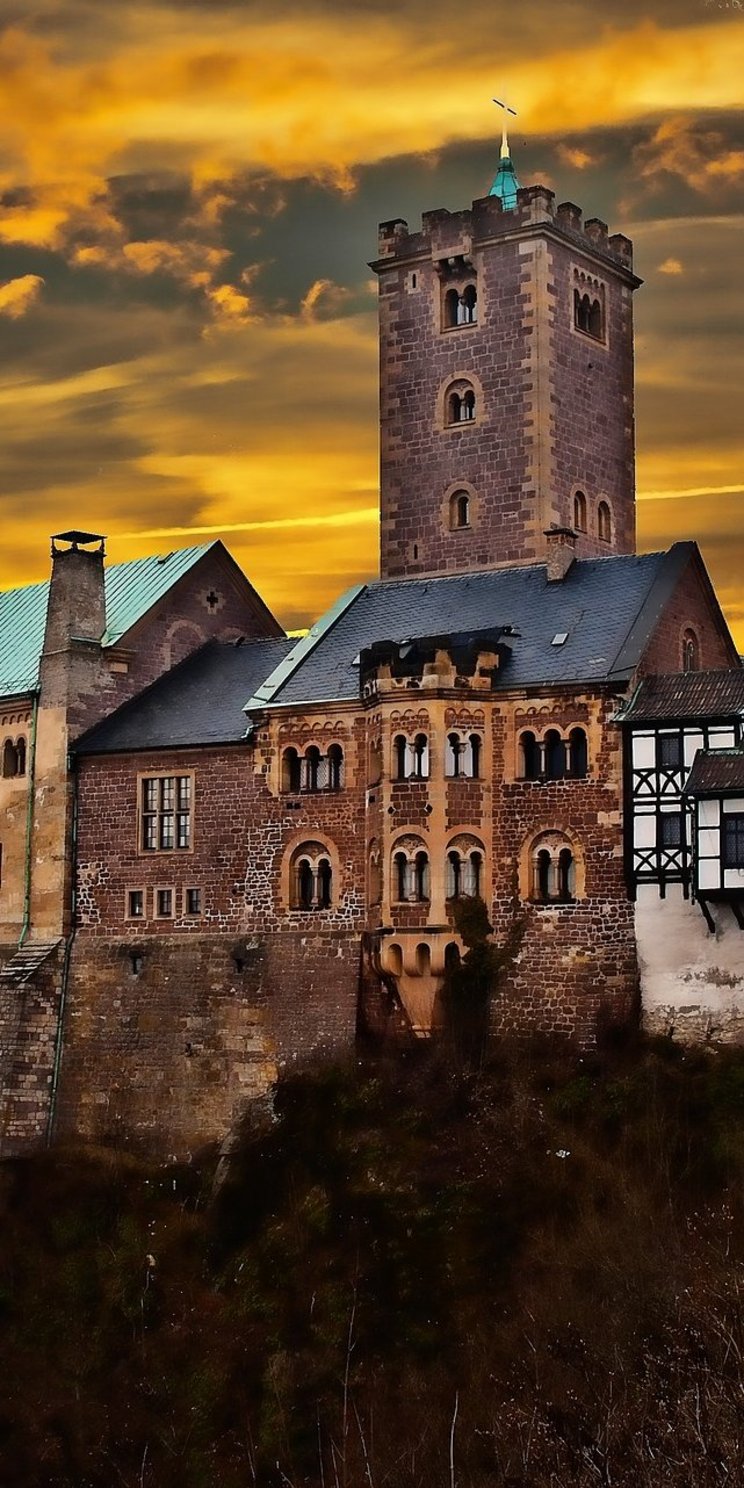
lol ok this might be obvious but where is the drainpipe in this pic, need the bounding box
[46,759,78,1147]
[19,692,39,948]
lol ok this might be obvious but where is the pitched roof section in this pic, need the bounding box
[0,543,220,698]
[251,547,690,709]
[618,669,744,725]
[684,749,744,796]
[76,637,293,753]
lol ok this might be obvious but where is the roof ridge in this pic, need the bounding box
[367,548,669,593]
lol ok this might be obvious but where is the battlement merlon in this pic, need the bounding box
[371,185,640,286]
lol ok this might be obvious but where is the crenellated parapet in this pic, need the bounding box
[374,186,636,279]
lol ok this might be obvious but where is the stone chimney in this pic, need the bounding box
[39,531,107,720]
[545,527,577,583]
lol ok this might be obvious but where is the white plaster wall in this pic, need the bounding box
[637,883,744,1041]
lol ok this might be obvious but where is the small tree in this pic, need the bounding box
[441,897,519,1067]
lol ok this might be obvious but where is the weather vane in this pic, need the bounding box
[492,98,517,159]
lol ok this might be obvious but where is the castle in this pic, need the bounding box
[1,142,743,1158]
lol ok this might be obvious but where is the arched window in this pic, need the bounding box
[573,490,587,532]
[461,284,477,323]
[303,745,321,792]
[412,734,429,780]
[446,849,461,900]
[568,727,588,780]
[327,743,344,790]
[296,857,314,909]
[574,291,591,333]
[2,739,17,779]
[445,732,462,778]
[447,391,462,424]
[289,841,335,911]
[588,299,603,339]
[597,501,612,543]
[519,731,541,781]
[544,729,565,781]
[393,734,408,782]
[682,628,700,672]
[15,737,26,776]
[450,490,470,529]
[393,851,408,903]
[535,849,552,902]
[446,836,485,900]
[444,942,461,972]
[387,943,403,976]
[468,734,481,779]
[462,389,475,421]
[415,942,431,974]
[368,844,382,905]
[444,287,459,328]
[557,849,575,902]
[282,747,302,793]
[414,851,430,902]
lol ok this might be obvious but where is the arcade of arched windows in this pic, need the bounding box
[281,743,344,793]
[2,735,27,778]
[287,839,335,911]
[517,726,588,782]
[445,731,482,779]
[392,732,429,782]
[521,830,584,905]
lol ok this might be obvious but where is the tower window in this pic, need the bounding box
[597,501,612,543]
[573,490,587,532]
[442,282,477,330]
[445,380,477,426]
[574,289,604,341]
[450,490,470,529]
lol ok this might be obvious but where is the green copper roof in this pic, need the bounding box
[489,152,520,209]
[0,542,217,698]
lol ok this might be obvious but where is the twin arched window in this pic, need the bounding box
[282,744,344,793]
[534,844,575,902]
[290,841,334,910]
[445,732,481,779]
[393,733,429,781]
[519,727,588,782]
[443,284,477,329]
[393,845,431,903]
[445,382,476,425]
[574,290,603,340]
[2,736,26,778]
[446,840,483,900]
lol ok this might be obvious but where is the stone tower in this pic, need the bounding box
[372,147,641,581]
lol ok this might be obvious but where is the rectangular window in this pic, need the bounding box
[140,774,192,852]
[658,734,683,770]
[723,815,744,869]
[184,887,202,916]
[660,812,683,849]
[155,888,174,918]
[127,889,145,919]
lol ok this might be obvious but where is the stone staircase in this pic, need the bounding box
[0,940,62,989]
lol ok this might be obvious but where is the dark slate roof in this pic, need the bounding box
[249,545,693,709]
[684,750,744,796]
[619,668,744,724]
[76,637,293,753]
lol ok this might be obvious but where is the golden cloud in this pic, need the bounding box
[634,115,744,193]
[0,273,44,318]
[658,257,684,275]
[1,12,744,252]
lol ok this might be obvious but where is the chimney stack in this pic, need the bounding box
[39,531,107,717]
[544,527,577,583]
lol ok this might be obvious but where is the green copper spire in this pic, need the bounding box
[489,100,520,209]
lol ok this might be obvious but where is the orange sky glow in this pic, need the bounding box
[0,0,742,641]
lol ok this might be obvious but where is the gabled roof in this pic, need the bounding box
[248,545,695,710]
[684,749,744,796]
[76,637,293,754]
[618,669,744,725]
[0,543,224,698]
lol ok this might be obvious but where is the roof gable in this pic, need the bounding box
[0,542,223,697]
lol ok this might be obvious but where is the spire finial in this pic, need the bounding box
[489,98,520,209]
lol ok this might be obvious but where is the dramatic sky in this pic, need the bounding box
[1,0,743,637]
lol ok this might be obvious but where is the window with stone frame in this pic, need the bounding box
[140,773,193,852]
